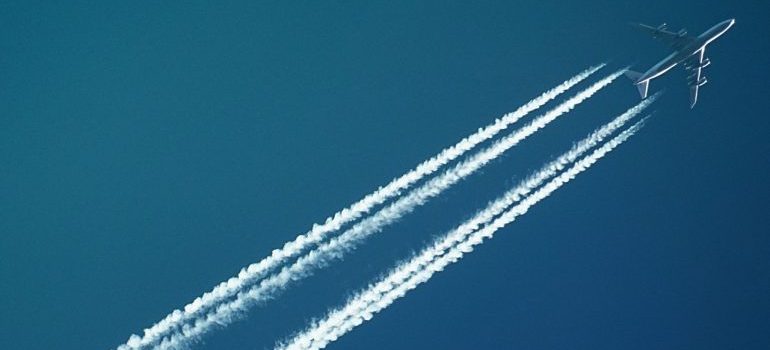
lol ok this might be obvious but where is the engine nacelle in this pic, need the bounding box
[697,77,708,87]
[657,23,668,30]
[678,29,688,37]
[685,58,711,71]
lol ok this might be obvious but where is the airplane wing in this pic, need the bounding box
[684,48,708,108]
[633,23,695,50]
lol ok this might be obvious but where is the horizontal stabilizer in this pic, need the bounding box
[624,70,643,83]
[636,80,649,99]
[624,70,649,99]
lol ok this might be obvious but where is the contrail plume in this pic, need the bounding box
[117,65,603,350]
[153,70,625,349]
[279,111,652,350]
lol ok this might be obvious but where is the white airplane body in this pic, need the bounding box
[626,18,735,108]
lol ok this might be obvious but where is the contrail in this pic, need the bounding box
[153,70,626,350]
[117,65,603,350]
[279,109,652,350]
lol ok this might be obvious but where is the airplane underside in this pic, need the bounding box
[626,19,734,108]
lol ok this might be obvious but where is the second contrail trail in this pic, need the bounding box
[153,70,626,350]
[117,65,603,350]
[278,103,653,350]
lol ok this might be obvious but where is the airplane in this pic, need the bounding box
[625,18,735,108]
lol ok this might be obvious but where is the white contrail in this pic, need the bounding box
[279,110,652,350]
[153,70,626,350]
[117,65,603,350]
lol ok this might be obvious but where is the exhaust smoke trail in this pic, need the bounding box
[153,70,626,350]
[118,65,603,350]
[279,109,653,350]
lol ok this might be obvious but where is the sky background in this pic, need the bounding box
[1,1,769,349]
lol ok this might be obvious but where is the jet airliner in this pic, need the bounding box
[626,18,735,108]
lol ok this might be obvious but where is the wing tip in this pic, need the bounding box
[689,86,699,108]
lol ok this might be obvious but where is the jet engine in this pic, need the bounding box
[685,58,711,71]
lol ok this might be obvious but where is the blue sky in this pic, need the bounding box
[1,1,768,349]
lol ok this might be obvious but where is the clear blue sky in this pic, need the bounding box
[1,1,768,349]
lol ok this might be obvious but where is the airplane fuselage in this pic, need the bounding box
[636,19,735,83]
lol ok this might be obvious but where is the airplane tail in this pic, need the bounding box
[624,70,649,99]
